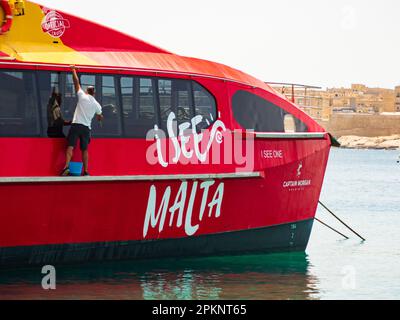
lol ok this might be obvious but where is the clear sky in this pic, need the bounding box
[39,0,400,89]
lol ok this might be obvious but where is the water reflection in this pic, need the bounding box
[0,252,320,300]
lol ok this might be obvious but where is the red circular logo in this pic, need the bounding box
[41,11,70,38]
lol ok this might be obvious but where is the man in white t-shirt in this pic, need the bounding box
[61,66,103,176]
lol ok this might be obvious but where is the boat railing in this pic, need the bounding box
[265,82,326,120]
[265,82,323,103]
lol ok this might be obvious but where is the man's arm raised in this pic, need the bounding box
[70,65,81,93]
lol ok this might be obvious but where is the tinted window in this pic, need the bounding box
[38,72,122,138]
[1,70,218,139]
[158,79,173,122]
[193,82,217,131]
[91,75,122,137]
[139,78,156,121]
[0,71,40,137]
[158,79,194,131]
[232,90,307,133]
[37,72,81,137]
[37,71,66,138]
[80,75,95,89]
[63,74,79,121]
[174,80,192,124]
[121,77,134,112]
[121,76,157,137]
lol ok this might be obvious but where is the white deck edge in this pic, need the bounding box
[255,132,327,139]
[0,172,262,184]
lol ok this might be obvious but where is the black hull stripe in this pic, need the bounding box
[0,219,314,269]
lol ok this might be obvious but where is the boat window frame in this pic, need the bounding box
[231,89,309,133]
[119,75,160,138]
[0,69,42,138]
[79,72,124,138]
[0,68,219,139]
[156,77,197,132]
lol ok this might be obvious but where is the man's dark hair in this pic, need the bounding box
[87,86,95,96]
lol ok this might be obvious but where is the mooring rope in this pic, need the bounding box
[315,217,349,240]
[318,201,366,241]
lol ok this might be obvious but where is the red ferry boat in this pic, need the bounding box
[0,1,331,268]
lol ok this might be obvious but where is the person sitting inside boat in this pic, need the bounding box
[47,88,72,138]
[61,65,104,177]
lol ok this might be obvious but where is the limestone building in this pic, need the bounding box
[272,83,399,120]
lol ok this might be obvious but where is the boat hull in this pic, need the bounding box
[0,134,330,268]
[0,219,313,268]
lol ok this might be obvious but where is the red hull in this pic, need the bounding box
[0,136,330,248]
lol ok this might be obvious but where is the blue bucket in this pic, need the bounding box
[69,162,83,176]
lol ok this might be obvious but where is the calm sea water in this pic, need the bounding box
[0,148,399,300]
